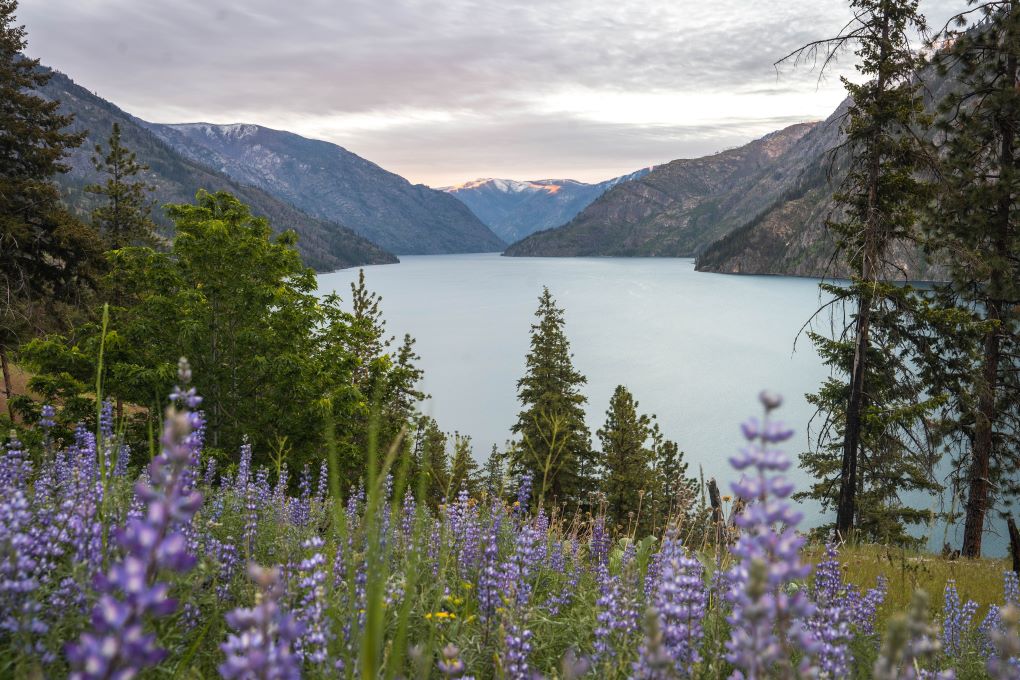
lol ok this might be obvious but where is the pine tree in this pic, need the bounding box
[414,417,448,509]
[483,444,505,498]
[449,432,478,495]
[86,122,157,250]
[597,385,654,535]
[511,287,592,509]
[650,424,697,531]
[782,0,939,539]
[928,2,1020,556]
[0,0,101,415]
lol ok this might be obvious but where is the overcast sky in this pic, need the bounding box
[21,0,962,187]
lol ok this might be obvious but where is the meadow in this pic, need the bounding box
[1,361,1017,679]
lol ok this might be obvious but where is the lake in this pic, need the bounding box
[317,253,1005,556]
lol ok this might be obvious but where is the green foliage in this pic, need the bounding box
[597,385,655,534]
[511,287,593,509]
[414,416,449,509]
[19,190,424,482]
[86,122,158,250]
[0,0,103,403]
[483,444,506,498]
[797,285,945,546]
[449,433,479,496]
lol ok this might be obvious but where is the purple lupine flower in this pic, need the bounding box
[0,485,48,657]
[40,404,56,429]
[980,571,1020,659]
[942,579,978,657]
[438,643,468,677]
[873,590,954,680]
[985,605,1020,680]
[204,456,219,488]
[636,530,707,676]
[805,544,865,676]
[533,509,549,565]
[590,516,610,571]
[0,436,29,488]
[212,537,240,601]
[273,464,289,521]
[502,620,533,680]
[853,575,887,637]
[724,391,818,680]
[99,400,114,443]
[294,536,330,666]
[593,564,622,662]
[315,459,328,506]
[236,440,253,494]
[113,443,129,478]
[254,468,271,508]
[400,492,417,550]
[515,471,533,517]
[219,563,303,680]
[243,480,258,558]
[447,489,481,577]
[477,521,503,623]
[291,463,312,527]
[66,361,203,679]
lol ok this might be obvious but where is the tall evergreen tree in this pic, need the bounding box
[483,444,505,498]
[86,122,157,250]
[449,432,478,495]
[782,0,938,539]
[414,417,449,509]
[511,287,592,509]
[928,2,1020,557]
[0,0,101,415]
[597,385,654,535]
[649,424,697,531]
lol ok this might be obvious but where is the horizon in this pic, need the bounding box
[21,0,962,187]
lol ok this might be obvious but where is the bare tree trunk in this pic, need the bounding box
[962,322,1000,557]
[1,348,13,420]
[1007,516,1020,577]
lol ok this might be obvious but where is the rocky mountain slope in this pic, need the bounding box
[41,69,396,271]
[695,70,958,279]
[442,168,652,243]
[144,123,505,255]
[503,123,819,259]
[38,68,393,271]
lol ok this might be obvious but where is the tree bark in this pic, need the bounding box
[1007,516,1020,577]
[1,348,13,420]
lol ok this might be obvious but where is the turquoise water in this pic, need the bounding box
[317,253,1005,556]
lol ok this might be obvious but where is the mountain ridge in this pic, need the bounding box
[40,68,397,271]
[442,168,653,243]
[503,123,819,259]
[143,121,505,255]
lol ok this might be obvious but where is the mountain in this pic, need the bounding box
[142,123,505,255]
[694,72,958,279]
[442,168,653,243]
[503,123,819,259]
[39,69,396,272]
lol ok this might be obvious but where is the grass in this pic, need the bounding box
[807,543,1013,630]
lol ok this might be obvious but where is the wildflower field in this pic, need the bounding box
[1,363,1018,679]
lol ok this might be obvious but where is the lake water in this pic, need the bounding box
[317,253,1006,557]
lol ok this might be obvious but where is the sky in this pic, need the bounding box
[21,0,962,187]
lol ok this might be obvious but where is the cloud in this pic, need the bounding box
[17,0,965,185]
